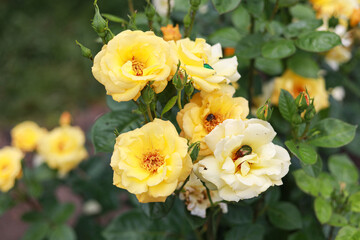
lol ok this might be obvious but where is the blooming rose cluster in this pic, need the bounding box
[0,112,88,193]
[94,29,290,217]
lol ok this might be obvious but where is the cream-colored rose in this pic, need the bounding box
[174,38,240,92]
[177,86,248,156]
[38,125,88,176]
[0,146,23,192]
[270,70,329,112]
[179,173,227,218]
[152,0,174,16]
[11,121,47,152]
[325,45,352,70]
[92,30,177,102]
[111,119,192,203]
[194,119,290,202]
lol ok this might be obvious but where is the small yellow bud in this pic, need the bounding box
[59,112,72,126]
[161,24,182,41]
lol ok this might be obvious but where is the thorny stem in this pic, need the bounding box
[184,8,197,38]
[299,122,311,140]
[175,176,190,194]
[128,0,135,14]
[328,226,335,240]
[202,182,214,206]
[166,0,171,24]
[146,104,154,121]
[177,90,183,110]
[270,0,279,21]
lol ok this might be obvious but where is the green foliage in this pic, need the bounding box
[293,169,318,196]
[140,195,175,219]
[287,53,320,78]
[278,89,297,123]
[267,202,302,230]
[328,154,359,184]
[225,223,265,240]
[335,226,360,240]
[307,119,357,148]
[211,0,242,14]
[261,38,296,59]
[295,31,341,52]
[209,27,243,47]
[314,197,332,224]
[285,140,317,164]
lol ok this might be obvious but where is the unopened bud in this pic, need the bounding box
[92,2,107,35]
[256,100,272,121]
[183,13,191,28]
[142,85,155,105]
[304,105,316,122]
[295,91,310,111]
[145,4,156,19]
[184,81,194,97]
[190,0,201,8]
[173,69,187,90]
[60,112,72,126]
[75,40,93,60]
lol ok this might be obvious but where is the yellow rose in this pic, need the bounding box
[270,70,329,111]
[110,118,192,203]
[92,30,177,102]
[11,121,47,152]
[310,0,359,19]
[194,119,290,202]
[0,146,23,192]
[325,45,352,70]
[38,125,88,176]
[174,38,240,92]
[177,86,249,156]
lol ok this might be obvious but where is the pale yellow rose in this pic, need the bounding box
[194,119,290,202]
[92,30,177,102]
[110,118,192,203]
[11,121,47,152]
[310,0,359,19]
[179,173,227,218]
[325,45,352,70]
[270,70,329,111]
[0,146,23,192]
[177,86,249,156]
[38,125,88,176]
[174,38,240,92]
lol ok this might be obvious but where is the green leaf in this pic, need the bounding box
[91,110,143,153]
[231,5,250,30]
[225,223,265,240]
[49,225,76,240]
[318,173,336,198]
[279,0,298,7]
[23,167,43,198]
[184,207,207,230]
[51,203,75,225]
[223,204,253,226]
[267,202,302,230]
[349,192,360,213]
[265,187,281,205]
[289,4,316,20]
[255,57,283,75]
[285,19,323,38]
[287,53,319,78]
[161,96,177,118]
[307,118,357,148]
[278,89,297,123]
[288,232,308,240]
[209,27,243,48]
[236,33,264,59]
[211,0,241,14]
[106,96,136,112]
[300,156,323,177]
[314,197,332,224]
[261,39,295,59]
[328,154,359,184]
[295,31,341,52]
[328,213,348,227]
[245,0,264,18]
[22,222,50,240]
[22,211,45,223]
[335,226,360,240]
[285,140,317,164]
[293,169,319,196]
[140,195,175,219]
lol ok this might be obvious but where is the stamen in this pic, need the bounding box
[141,150,165,173]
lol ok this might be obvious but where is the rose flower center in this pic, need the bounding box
[232,145,253,176]
[141,150,165,173]
[203,113,224,133]
[131,57,145,76]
